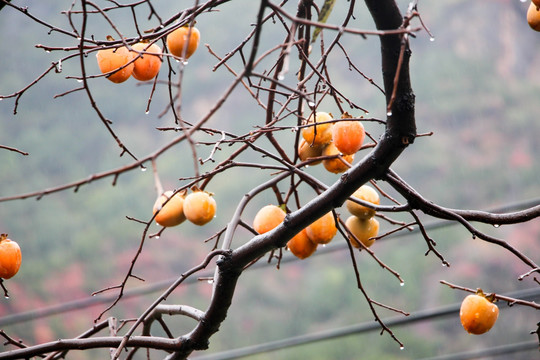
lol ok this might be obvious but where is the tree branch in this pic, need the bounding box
[164,1,416,358]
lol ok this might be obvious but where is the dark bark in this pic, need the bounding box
[168,0,416,358]
[0,1,11,12]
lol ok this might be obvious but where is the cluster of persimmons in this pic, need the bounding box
[96,26,200,83]
[298,111,364,173]
[91,19,505,337]
[153,189,216,228]
[250,108,382,260]
[250,183,381,261]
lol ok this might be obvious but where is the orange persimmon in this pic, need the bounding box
[460,293,499,335]
[528,2,540,31]
[0,234,21,280]
[346,185,380,219]
[131,42,162,81]
[302,112,333,146]
[331,120,365,155]
[166,26,200,59]
[322,143,354,174]
[345,216,379,248]
[96,46,134,83]
[153,191,186,227]
[287,229,317,259]
[183,191,216,226]
[253,205,286,234]
[306,212,337,245]
[297,139,324,165]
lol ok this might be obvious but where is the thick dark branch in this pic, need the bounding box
[385,170,540,225]
[167,2,416,358]
[451,205,540,224]
[365,0,416,142]
[385,170,539,269]
[0,1,10,12]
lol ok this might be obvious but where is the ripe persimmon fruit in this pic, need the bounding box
[297,139,324,165]
[460,293,499,335]
[0,234,21,280]
[287,229,317,259]
[302,112,333,147]
[346,185,380,219]
[96,46,134,83]
[533,0,540,9]
[345,216,379,248]
[331,120,365,155]
[253,205,286,234]
[527,2,540,31]
[131,42,162,81]
[166,26,200,59]
[322,142,354,174]
[183,191,216,226]
[153,190,186,227]
[306,212,337,245]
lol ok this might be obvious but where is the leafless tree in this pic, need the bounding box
[0,0,538,359]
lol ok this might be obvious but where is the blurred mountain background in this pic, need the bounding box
[0,0,539,359]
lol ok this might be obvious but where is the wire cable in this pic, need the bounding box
[420,340,538,360]
[0,197,538,326]
[192,288,540,360]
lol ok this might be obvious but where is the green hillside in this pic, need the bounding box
[0,1,538,359]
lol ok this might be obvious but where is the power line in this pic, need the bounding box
[420,340,538,360]
[191,287,540,360]
[0,198,538,327]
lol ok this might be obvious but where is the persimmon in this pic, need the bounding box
[306,212,337,245]
[96,46,134,83]
[166,26,200,59]
[131,42,162,81]
[331,120,365,155]
[302,112,333,146]
[527,2,540,31]
[297,139,324,165]
[345,216,379,248]
[322,142,354,174]
[287,229,317,259]
[253,205,286,234]
[346,185,380,219]
[153,191,186,227]
[460,293,499,335]
[183,191,216,226]
[0,234,21,280]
